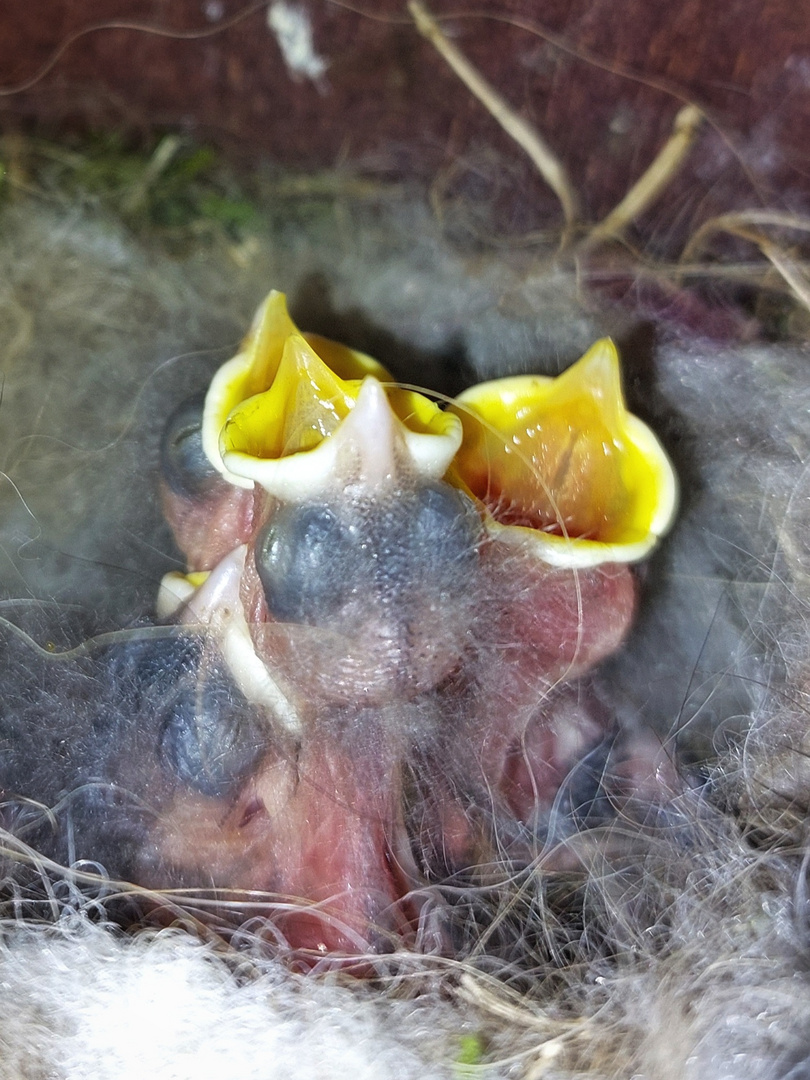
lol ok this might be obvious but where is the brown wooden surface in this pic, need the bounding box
[0,0,806,243]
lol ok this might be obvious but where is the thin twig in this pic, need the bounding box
[682,209,810,263]
[122,133,182,214]
[756,242,810,313]
[408,0,580,232]
[681,210,810,314]
[584,104,704,247]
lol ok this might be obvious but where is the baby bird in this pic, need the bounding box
[150,291,675,955]
[0,291,676,960]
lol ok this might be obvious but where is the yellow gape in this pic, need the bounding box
[199,289,677,565]
[202,290,462,499]
[449,339,677,567]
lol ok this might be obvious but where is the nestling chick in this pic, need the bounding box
[145,291,676,954]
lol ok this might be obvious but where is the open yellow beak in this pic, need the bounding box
[448,339,677,567]
[200,293,676,566]
[202,291,461,498]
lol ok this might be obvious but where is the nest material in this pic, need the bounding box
[0,170,808,1079]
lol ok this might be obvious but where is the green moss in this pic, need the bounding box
[11,132,259,241]
[0,130,412,279]
[454,1032,485,1075]
[198,191,259,231]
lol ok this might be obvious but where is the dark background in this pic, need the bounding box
[0,0,806,245]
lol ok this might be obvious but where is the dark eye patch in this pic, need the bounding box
[119,635,265,798]
[156,674,264,799]
[160,393,220,498]
[409,483,482,572]
[369,483,481,600]
[255,484,482,628]
[255,504,363,624]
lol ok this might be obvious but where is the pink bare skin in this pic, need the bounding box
[162,483,257,572]
[156,442,639,958]
[152,723,420,957]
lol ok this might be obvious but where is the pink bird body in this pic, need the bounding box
[139,291,676,956]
